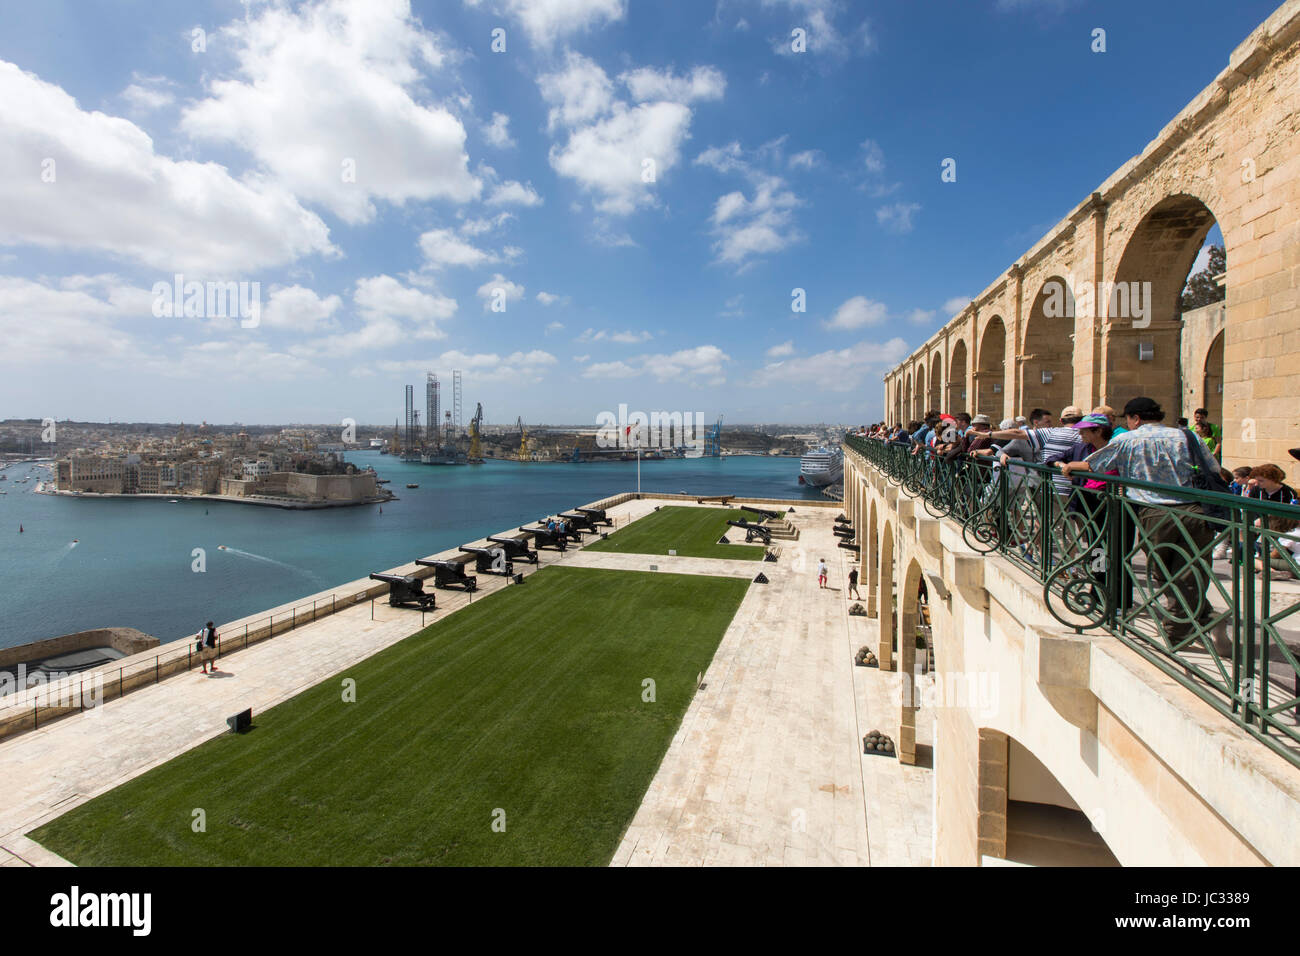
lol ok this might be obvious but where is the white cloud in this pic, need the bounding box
[540,52,722,216]
[765,0,874,60]
[457,212,514,236]
[0,60,336,273]
[544,320,565,333]
[583,359,638,379]
[609,330,652,344]
[181,0,480,225]
[720,293,745,317]
[860,138,885,174]
[905,308,936,325]
[483,111,515,148]
[495,0,626,47]
[121,75,175,112]
[766,339,795,358]
[749,338,910,392]
[621,66,726,104]
[876,201,920,234]
[695,142,803,269]
[418,228,498,269]
[486,180,543,207]
[263,285,343,331]
[643,344,729,383]
[537,292,567,306]
[0,275,148,366]
[354,274,455,331]
[788,149,820,170]
[941,296,970,315]
[476,273,524,310]
[825,295,888,330]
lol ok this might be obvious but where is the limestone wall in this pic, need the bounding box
[844,442,1300,866]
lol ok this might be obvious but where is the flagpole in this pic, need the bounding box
[636,430,641,496]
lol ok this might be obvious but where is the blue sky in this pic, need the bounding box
[0,0,1279,427]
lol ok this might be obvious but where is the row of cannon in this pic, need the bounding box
[367,506,614,609]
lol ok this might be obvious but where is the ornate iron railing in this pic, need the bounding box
[845,433,1300,768]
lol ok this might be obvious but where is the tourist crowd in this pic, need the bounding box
[850,397,1300,642]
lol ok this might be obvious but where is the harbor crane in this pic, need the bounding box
[517,417,529,461]
[469,403,484,462]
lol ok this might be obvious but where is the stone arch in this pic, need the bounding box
[897,557,924,766]
[867,498,880,618]
[976,315,1007,419]
[976,729,1120,866]
[1203,328,1225,428]
[1021,276,1077,417]
[1105,193,1221,416]
[948,338,969,412]
[878,521,895,670]
[914,361,927,420]
[904,373,913,424]
[928,350,944,412]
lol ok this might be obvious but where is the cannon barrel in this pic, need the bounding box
[488,535,539,563]
[741,505,780,520]
[459,545,515,574]
[726,519,771,543]
[415,558,478,591]
[369,572,435,608]
[576,507,611,525]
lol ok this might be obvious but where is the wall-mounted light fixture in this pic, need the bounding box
[992,383,1002,394]
[1138,341,1154,361]
[1041,370,1054,385]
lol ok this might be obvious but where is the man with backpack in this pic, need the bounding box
[197,621,219,674]
[1081,397,1226,641]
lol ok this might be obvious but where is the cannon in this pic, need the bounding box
[414,558,477,591]
[560,511,599,534]
[459,545,515,576]
[726,519,771,544]
[522,525,568,551]
[488,534,539,564]
[369,572,436,609]
[837,540,860,552]
[835,514,850,524]
[576,507,612,527]
[833,526,855,539]
[741,505,781,520]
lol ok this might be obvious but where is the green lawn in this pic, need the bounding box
[31,566,749,866]
[585,505,767,561]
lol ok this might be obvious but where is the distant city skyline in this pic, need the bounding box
[0,0,1279,425]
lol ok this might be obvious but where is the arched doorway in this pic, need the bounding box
[914,361,926,420]
[976,316,1006,420]
[878,523,895,670]
[896,558,925,766]
[867,499,879,618]
[1203,329,1224,426]
[1021,277,1076,416]
[977,729,1120,866]
[1106,194,1221,417]
[929,352,943,413]
[948,339,968,412]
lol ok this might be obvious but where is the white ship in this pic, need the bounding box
[799,446,843,488]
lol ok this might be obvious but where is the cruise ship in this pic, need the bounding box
[799,446,843,488]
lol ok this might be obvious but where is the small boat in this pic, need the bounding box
[218,545,228,551]
[169,499,179,503]
[405,483,419,489]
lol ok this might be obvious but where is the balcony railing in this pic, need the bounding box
[845,433,1300,768]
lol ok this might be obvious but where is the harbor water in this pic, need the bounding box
[0,453,822,650]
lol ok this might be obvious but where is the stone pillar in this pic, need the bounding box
[1008,264,1024,421]
[977,728,1009,861]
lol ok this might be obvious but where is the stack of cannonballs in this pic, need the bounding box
[863,730,895,757]
[854,645,878,667]
[848,602,867,616]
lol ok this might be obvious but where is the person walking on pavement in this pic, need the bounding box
[198,620,219,674]
[848,566,861,599]
[817,558,828,589]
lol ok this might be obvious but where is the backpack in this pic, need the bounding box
[1183,428,1233,519]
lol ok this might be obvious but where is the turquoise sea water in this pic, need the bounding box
[0,453,821,650]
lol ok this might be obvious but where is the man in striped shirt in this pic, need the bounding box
[988,405,1088,496]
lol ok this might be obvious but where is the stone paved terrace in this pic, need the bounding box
[0,496,932,867]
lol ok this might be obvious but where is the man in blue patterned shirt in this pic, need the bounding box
[1083,397,1222,641]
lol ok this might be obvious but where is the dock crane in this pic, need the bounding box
[469,403,484,462]
[517,417,529,461]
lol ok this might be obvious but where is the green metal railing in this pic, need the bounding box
[845,434,1300,767]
